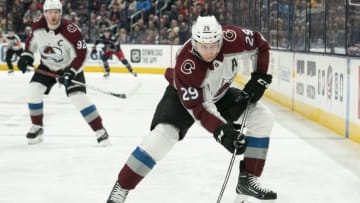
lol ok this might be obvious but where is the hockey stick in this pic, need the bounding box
[26,66,127,99]
[216,96,252,203]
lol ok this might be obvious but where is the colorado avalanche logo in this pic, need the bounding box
[39,45,64,62]
[67,24,77,33]
[223,29,237,42]
[180,59,195,75]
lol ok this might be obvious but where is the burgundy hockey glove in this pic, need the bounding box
[243,72,272,103]
[213,123,246,155]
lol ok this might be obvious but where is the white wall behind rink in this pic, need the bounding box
[0,44,359,144]
[0,44,181,71]
[264,51,360,144]
[87,44,180,70]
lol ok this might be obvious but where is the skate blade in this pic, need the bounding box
[98,139,111,147]
[234,193,249,203]
[234,194,276,203]
[27,135,43,145]
[103,72,110,78]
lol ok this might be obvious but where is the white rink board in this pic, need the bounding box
[0,44,182,69]
[292,53,347,116]
[268,51,293,98]
[350,58,360,124]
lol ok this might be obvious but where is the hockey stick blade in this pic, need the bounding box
[111,93,126,98]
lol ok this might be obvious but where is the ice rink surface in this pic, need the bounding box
[0,71,359,203]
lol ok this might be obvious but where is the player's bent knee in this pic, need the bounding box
[68,92,93,110]
[246,103,274,136]
[28,82,47,103]
[139,124,179,162]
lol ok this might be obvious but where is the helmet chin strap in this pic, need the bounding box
[191,47,203,60]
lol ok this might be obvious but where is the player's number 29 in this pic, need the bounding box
[181,87,199,101]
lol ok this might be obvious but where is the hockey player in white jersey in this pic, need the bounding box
[106,16,277,202]
[4,28,23,74]
[17,0,110,146]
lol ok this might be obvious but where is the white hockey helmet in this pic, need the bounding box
[191,15,223,45]
[43,0,62,13]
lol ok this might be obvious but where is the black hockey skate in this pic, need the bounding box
[26,125,44,145]
[236,163,277,202]
[130,71,137,77]
[96,128,111,146]
[107,181,129,203]
[104,71,110,78]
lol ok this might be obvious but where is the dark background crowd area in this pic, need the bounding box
[0,0,359,56]
[0,0,229,45]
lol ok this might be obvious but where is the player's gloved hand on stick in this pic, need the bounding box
[220,90,250,122]
[91,47,97,56]
[213,123,246,155]
[58,67,76,88]
[17,51,34,73]
[243,72,272,103]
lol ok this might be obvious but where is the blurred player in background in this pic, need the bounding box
[17,0,110,146]
[91,28,137,77]
[4,28,23,74]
